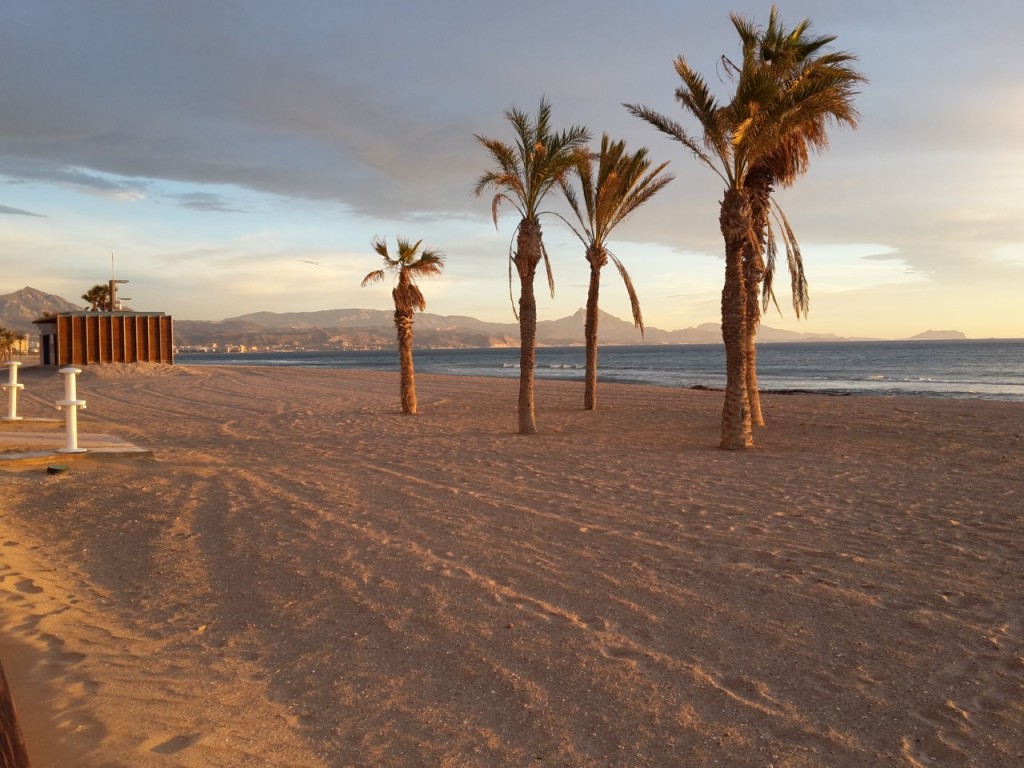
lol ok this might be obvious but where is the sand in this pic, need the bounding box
[1,362,1022,767]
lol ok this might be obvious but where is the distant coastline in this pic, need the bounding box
[170,308,968,354]
[0,286,979,354]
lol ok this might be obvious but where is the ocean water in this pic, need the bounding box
[176,339,1024,402]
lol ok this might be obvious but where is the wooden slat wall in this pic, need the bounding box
[0,659,32,768]
[160,317,174,364]
[47,314,174,366]
[56,315,72,366]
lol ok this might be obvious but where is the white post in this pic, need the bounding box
[56,366,87,453]
[2,361,24,421]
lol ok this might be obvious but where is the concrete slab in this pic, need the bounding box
[0,431,152,465]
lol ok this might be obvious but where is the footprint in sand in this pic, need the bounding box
[14,578,43,594]
[598,644,645,667]
[145,733,204,755]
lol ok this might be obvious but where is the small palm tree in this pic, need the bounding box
[361,237,445,415]
[82,284,112,311]
[474,98,590,434]
[560,134,673,410]
[0,326,19,362]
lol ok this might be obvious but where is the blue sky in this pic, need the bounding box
[2,0,1022,339]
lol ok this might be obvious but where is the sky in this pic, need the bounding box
[1,0,1022,340]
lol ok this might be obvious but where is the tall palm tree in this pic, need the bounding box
[474,98,590,434]
[559,134,674,410]
[626,9,863,449]
[82,284,112,311]
[731,8,864,426]
[361,236,445,415]
[627,69,759,449]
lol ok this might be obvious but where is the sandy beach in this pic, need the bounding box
[1,362,1022,767]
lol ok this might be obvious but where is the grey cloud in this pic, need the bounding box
[0,204,42,216]
[171,192,246,213]
[0,0,720,220]
[0,0,1022,278]
[0,155,149,197]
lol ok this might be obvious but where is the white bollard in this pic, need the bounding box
[56,366,87,453]
[2,361,24,421]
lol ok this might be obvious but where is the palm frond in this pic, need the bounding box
[478,97,589,242]
[775,205,809,317]
[609,251,644,335]
[360,269,386,288]
[541,240,556,298]
[371,236,391,260]
[362,236,445,312]
[549,210,589,249]
[593,136,674,243]
[410,250,445,276]
[761,218,781,315]
[507,223,519,319]
[624,102,727,184]
[489,192,524,228]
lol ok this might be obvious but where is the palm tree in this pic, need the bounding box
[626,9,863,449]
[0,326,19,362]
[474,98,590,434]
[361,236,445,415]
[82,284,112,311]
[559,134,674,410]
[731,8,864,426]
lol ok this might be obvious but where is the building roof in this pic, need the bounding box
[34,310,167,325]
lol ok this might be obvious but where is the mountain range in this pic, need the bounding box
[0,286,82,331]
[0,286,966,349]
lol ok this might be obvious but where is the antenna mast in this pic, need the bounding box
[108,253,129,311]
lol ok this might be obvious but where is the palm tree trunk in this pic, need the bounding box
[743,245,765,427]
[744,320,763,425]
[719,187,753,450]
[516,217,542,435]
[394,309,417,414]
[583,248,604,411]
[744,168,772,427]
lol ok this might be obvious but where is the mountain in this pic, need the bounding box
[0,286,82,332]
[174,306,868,350]
[907,329,968,341]
[173,309,521,349]
[6,287,952,350]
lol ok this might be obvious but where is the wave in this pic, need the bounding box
[177,340,1024,402]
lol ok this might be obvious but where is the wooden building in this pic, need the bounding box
[34,311,174,366]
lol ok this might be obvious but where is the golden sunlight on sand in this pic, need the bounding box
[2,363,1022,767]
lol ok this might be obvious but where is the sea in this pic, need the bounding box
[176,339,1024,403]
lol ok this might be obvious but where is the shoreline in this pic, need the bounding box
[2,365,1022,766]
[173,338,1024,403]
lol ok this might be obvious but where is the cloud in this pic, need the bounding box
[170,192,246,214]
[0,1,1022,336]
[0,157,148,199]
[0,204,42,216]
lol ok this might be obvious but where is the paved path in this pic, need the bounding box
[0,429,151,464]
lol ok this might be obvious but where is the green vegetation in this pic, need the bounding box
[559,134,674,410]
[0,325,25,362]
[82,284,112,311]
[474,98,590,434]
[361,236,445,415]
[627,7,863,448]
